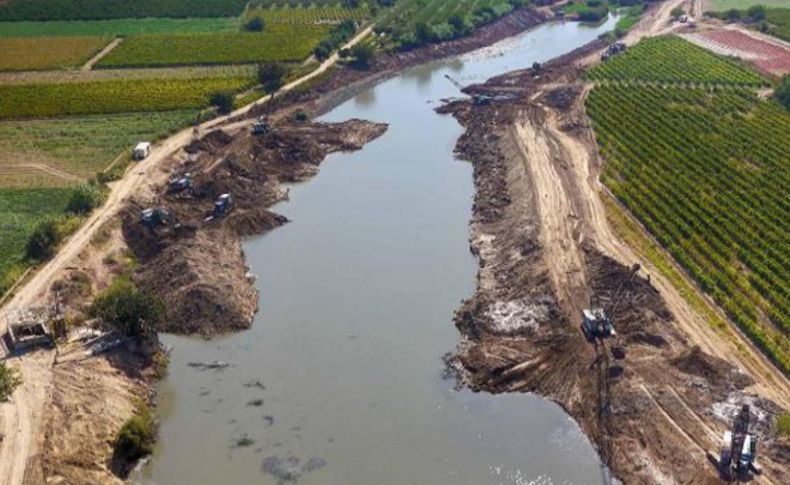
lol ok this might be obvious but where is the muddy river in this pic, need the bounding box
[136,16,618,485]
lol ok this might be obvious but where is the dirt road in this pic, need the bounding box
[0,26,373,485]
[80,38,122,72]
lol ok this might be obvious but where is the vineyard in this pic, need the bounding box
[0,17,241,37]
[0,0,249,21]
[588,36,767,86]
[0,36,109,71]
[245,3,370,24]
[586,40,790,372]
[97,26,329,67]
[0,77,252,119]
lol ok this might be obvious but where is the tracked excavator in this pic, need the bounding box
[711,404,761,479]
[582,263,640,341]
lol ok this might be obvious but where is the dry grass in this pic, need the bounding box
[0,36,110,71]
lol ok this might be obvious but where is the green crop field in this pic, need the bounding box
[96,25,329,68]
[0,17,241,37]
[588,36,767,86]
[708,0,790,11]
[0,0,249,21]
[0,187,74,293]
[0,110,196,188]
[765,8,790,41]
[0,77,252,119]
[245,4,370,24]
[0,36,109,71]
[586,37,790,373]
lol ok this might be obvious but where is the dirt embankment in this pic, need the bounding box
[122,120,387,336]
[439,43,789,484]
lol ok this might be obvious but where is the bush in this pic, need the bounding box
[243,16,264,32]
[671,7,685,20]
[114,401,155,468]
[257,62,287,93]
[747,5,766,22]
[0,363,22,403]
[351,42,375,69]
[209,91,234,114]
[66,182,103,215]
[26,218,61,261]
[90,277,164,337]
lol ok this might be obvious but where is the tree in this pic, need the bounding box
[0,363,22,403]
[776,76,790,111]
[725,9,741,21]
[351,43,375,69]
[257,62,287,94]
[26,219,60,261]
[671,7,685,20]
[746,5,766,21]
[209,91,234,114]
[90,278,164,338]
[243,16,265,32]
[66,182,103,215]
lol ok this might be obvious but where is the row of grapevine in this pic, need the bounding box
[587,84,790,373]
[245,4,370,24]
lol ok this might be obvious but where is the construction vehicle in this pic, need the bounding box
[601,42,626,61]
[212,193,233,219]
[444,74,493,105]
[582,263,640,341]
[713,405,761,479]
[140,207,176,229]
[252,116,272,136]
[168,173,192,194]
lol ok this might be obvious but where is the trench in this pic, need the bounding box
[134,16,619,485]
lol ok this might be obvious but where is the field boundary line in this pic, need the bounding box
[81,37,123,72]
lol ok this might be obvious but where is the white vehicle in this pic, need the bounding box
[133,141,152,161]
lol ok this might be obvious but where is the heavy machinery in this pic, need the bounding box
[140,207,176,229]
[212,193,233,218]
[582,263,641,341]
[252,116,272,136]
[444,74,494,105]
[714,405,761,479]
[601,42,626,61]
[168,173,192,194]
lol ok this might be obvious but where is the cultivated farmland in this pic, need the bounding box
[0,17,241,37]
[0,36,109,71]
[245,3,370,24]
[0,0,249,21]
[587,38,790,372]
[588,35,767,86]
[0,77,252,119]
[97,26,329,68]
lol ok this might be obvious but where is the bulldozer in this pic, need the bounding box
[712,405,761,480]
[582,263,640,341]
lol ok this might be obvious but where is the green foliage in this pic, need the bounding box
[708,0,788,11]
[257,62,288,93]
[114,401,155,467]
[671,7,685,19]
[209,91,234,114]
[0,77,252,119]
[244,3,370,24]
[776,76,790,110]
[588,36,767,86]
[350,42,375,69]
[313,19,357,61]
[66,182,104,215]
[0,363,22,403]
[0,0,249,21]
[90,277,164,337]
[0,17,240,37]
[98,25,327,68]
[24,214,80,261]
[778,413,790,437]
[587,83,790,374]
[243,16,265,32]
[764,8,790,41]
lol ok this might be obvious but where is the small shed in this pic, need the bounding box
[4,307,53,351]
[133,142,152,161]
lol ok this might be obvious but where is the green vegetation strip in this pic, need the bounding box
[764,8,790,41]
[245,4,370,24]
[0,17,240,37]
[588,36,767,86]
[97,26,329,68]
[0,0,249,21]
[0,36,110,71]
[0,77,252,119]
[707,0,790,11]
[587,84,790,373]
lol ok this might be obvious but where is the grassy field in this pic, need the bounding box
[0,77,252,119]
[0,110,196,187]
[0,187,74,293]
[588,35,767,86]
[586,38,790,373]
[0,17,240,37]
[708,0,790,11]
[0,36,109,71]
[96,25,329,68]
[0,0,248,21]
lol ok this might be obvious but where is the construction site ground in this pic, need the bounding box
[0,2,787,484]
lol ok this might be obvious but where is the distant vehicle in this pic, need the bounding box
[213,193,233,218]
[133,142,151,161]
[140,207,175,229]
[168,173,192,193]
[252,117,272,136]
[679,15,688,23]
[712,405,761,479]
[601,42,627,61]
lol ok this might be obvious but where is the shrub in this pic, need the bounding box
[90,277,164,337]
[778,413,790,437]
[257,62,287,93]
[747,5,766,22]
[66,182,104,215]
[351,42,375,69]
[25,218,60,261]
[0,363,22,403]
[114,401,155,469]
[209,91,234,114]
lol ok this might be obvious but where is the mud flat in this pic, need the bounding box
[439,36,790,484]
